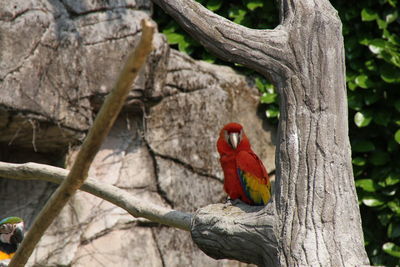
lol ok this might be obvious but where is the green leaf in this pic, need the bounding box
[361,8,379,21]
[381,50,400,68]
[255,77,266,92]
[378,212,392,226]
[354,111,372,127]
[348,93,363,110]
[380,64,400,83]
[261,93,278,104]
[264,83,275,94]
[395,130,400,144]
[364,91,380,105]
[383,242,400,258]
[352,157,367,166]
[162,23,178,34]
[201,52,216,63]
[266,106,279,118]
[388,201,400,215]
[246,0,264,11]
[347,81,358,91]
[355,74,374,89]
[388,223,400,238]
[362,196,385,207]
[385,10,398,24]
[365,59,378,71]
[386,173,400,186]
[229,7,247,24]
[370,151,390,166]
[206,0,222,11]
[178,37,191,53]
[368,39,386,54]
[164,32,184,44]
[356,179,377,192]
[377,18,388,29]
[352,140,376,152]
[382,187,397,196]
[374,111,391,126]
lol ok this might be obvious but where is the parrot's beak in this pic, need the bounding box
[228,132,240,149]
[10,224,24,244]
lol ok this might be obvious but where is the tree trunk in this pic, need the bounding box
[274,5,368,266]
[152,0,370,266]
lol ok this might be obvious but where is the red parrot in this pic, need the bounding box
[217,122,271,205]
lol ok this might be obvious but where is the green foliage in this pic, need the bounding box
[331,0,400,265]
[154,0,400,265]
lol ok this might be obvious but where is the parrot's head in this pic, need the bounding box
[0,217,24,245]
[217,122,251,154]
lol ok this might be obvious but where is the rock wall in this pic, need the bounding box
[0,1,275,266]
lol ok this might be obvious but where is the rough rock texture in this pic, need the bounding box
[0,0,275,266]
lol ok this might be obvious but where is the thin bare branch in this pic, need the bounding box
[9,19,156,267]
[0,161,192,231]
[152,0,291,81]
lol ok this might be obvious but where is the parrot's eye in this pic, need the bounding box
[224,130,229,142]
[0,224,12,234]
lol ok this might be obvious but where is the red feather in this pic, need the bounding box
[217,123,271,205]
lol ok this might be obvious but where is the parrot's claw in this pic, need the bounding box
[225,198,243,206]
[231,199,244,205]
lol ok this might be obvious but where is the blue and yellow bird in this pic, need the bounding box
[0,217,24,261]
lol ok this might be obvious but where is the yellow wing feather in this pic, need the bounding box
[240,171,271,205]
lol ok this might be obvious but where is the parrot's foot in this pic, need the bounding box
[226,198,244,206]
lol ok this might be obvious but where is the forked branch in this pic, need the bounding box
[151,0,291,81]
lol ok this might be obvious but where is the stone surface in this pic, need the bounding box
[0,1,274,266]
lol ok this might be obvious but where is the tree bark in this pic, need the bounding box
[191,202,278,266]
[152,0,370,266]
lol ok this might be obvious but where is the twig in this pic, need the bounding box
[0,161,192,231]
[9,19,156,267]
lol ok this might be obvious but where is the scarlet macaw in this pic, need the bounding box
[0,217,24,262]
[217,122,271,205]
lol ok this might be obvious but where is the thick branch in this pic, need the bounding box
[0,162,192,231]
[10,19,156,267]
[152,0,291,81]
[191,201,278,266]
